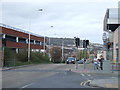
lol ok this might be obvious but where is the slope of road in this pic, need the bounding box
[2,64,76,88]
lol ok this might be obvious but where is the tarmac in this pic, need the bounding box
[1,63,120,88]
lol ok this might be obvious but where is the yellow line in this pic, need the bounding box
[105,84,118,88]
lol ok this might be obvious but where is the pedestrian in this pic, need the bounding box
[98,55,104,70]
[93,56,99,70]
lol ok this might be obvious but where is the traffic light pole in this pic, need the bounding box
[75,47,78,69]
[84,48,86,69]
[84,39,87,69]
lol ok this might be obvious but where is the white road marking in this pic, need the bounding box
[81,73,85,77]
[87,74,91,77]
[80,80,91,86]
[86,74,94,79]
[111,77,117,79]
[21,83,33,88]
[81,73,89,80]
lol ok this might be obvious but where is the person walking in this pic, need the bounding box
[99,55,104,70]
[93,56,99,70]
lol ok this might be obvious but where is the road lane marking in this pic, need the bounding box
[21,83,33,89]
[81,73,89,80]
[87,74,91,77]
[80,80,91,86]
[86,74,94,80]
[81,73,85,77]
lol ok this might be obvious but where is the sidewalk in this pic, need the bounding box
[72,63,119,88]
[0,64,35,71]
[89,78,119,88]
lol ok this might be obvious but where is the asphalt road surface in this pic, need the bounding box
[2,64,117,88]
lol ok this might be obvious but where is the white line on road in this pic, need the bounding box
[21,83,33,89]
[87,74,91,77]
[86,74,94,79]
[81,73,85,77]
[81,73,89,80]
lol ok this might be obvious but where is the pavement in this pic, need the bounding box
[0,64,35,71]
[72,63,119,88]
[1,63,120,88]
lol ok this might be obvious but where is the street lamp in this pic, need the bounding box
[28,8,43,62]
[48,26,54,61]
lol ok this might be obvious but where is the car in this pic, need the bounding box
[78,59,84,64]
[66,57,75,64]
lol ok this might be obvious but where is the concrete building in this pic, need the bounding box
[103,8,120,64]
[113,26,120,63]
[0,23,47,66]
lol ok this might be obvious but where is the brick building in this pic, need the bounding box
[0,23,47,66]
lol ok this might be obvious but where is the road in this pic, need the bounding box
[2,64,118,88]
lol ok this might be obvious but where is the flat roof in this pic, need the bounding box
[0,23,44,38]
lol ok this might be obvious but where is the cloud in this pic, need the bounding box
[1,1,119,44]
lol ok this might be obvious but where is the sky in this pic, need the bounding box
[0,0,119,44]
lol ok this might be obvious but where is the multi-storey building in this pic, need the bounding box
[103,8,120,64]
[0,23,47,66]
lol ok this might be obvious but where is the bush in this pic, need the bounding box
[31,52,50,64]
[16,51,27,62]
[4,48,16,66]
[3,48,51,67]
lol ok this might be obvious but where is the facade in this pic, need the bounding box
[0,26,3,67]
[103,8,120,63]
[0,23,47,66]
[113,26,120,63]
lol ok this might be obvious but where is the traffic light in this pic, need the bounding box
[83,40,89,48]
[107,42,111,50]
[86,40,89,46]
[75,38,80,47]
[83,40,86,48]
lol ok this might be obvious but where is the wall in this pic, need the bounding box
[0,27,3,67]
[113,27,120,63]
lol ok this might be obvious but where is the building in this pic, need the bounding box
[103,8,120,64]
[0,23,47,66]
[113,26,120,63]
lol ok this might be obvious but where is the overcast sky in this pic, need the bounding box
[1,0,119,44]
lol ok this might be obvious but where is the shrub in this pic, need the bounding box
[3,48,51,67]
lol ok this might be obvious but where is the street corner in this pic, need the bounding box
[89,80,101,88]
[89,79,119,88]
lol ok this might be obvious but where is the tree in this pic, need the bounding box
[76,50,89,60]
[50,47,62,63]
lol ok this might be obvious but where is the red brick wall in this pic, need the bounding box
[6,41,44,49]
[0,27,3,67]
[2,27,45,42]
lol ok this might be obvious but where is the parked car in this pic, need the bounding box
[66,57,75,64]
[78,59,84,64]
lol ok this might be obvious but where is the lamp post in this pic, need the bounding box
[48,26,54,61]
[28,8,43,62]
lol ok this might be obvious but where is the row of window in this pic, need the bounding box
[3,34,46,46]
